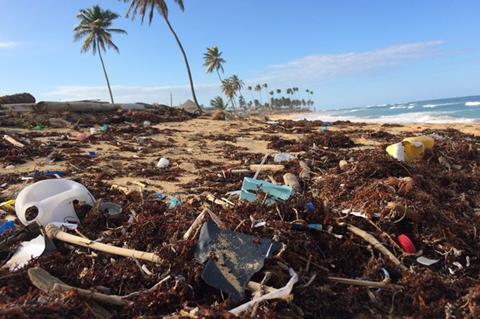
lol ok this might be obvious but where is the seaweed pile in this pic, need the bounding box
[1,117,480,318]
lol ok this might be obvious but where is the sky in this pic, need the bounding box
[1,0,480,109]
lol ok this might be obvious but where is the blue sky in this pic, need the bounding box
[1,0,480,109]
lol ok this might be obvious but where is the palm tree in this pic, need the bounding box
[221,77,237,109]
[210,96,226,110]
[124,0,202,113]
[255,84,262,104]
[203,46,226,81]
[230,75,244,98]
[247,86,254,102]
[74,5,126,104]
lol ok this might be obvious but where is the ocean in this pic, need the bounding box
[303,95,480,123]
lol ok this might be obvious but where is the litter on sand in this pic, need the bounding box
[194,219,281,303]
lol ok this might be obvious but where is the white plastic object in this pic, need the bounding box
[15,179,95,226]
[3,235,45,271]
[157,157,170,168]
[273,153,296,163]
[4,234,46,271]
[90,127,97,135]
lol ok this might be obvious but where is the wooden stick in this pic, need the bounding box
[28,267,127,306]
[250,164,284,174]
[45,224,161,263]
[122,275,172,299]
[53,283,126,305]
[327,276,403,290]
[206,193,232,208]
[229,168,250,175]
[246,281,293,302]
[3,134,25,148]
[183,209,207,240]
[253,153,270,179]
[343,223,408,272]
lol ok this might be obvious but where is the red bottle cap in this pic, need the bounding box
[397,234,416,253]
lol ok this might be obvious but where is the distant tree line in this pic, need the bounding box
[204,46,315,111]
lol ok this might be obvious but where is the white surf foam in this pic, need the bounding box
[465,101,480,107]
[295,111,479,124]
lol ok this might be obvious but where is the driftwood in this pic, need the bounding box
[0,92,35,105]
[28,267,126,306]
[342,223,408,272]
[3,134,25,148]
[45,224,161,263]
[250,164,285,174]
[253,154,270,179]
[34,101,119,112]
[327,276,403,290]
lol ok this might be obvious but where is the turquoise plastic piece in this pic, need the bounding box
[240,177,293,204]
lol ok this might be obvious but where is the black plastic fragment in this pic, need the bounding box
[195,219,281,303]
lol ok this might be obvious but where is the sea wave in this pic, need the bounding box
[423,104,438,108]
[295,111,479,124]
[465,101,480,107]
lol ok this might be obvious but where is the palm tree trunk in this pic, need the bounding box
[216,70,223,82]
[163,16,202,114]
[97,45,114,104]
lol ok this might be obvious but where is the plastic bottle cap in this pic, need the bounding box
[397,234,416,253]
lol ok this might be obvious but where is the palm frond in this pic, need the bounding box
[74,5,125,55]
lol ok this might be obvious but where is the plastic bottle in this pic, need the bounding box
[15,179,95,226]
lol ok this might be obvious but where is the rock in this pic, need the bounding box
[157,157,170,168]
[48,118,71,128]
[283,173,301,191]
[339,160,349,170]
[212,110,225,120]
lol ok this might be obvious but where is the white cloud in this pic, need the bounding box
[0,41,19,49]
[256,40,445,83]
[42,40,446,104]
[43,84,219,105]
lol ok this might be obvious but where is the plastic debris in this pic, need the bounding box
[386,136,434,161]
[0,200,16,212]
[292,223,323,231]
[229,268,299,315]
[240,177,293,205]
[273,152,296,162]
[167,196,181,209]
[15,179,95,226]
[195,219,281,303]
[305,201,315,213]
[89,127,97,135]
[397,234,417,253]
[88,151,96,157]
[143,120,151,127]
[416,256,440,266]
[100,124,109,132]
[153,193,167,200]
[0,220,16,235]
[32,124,44,130]
[4,234,46,271]
[75,132,88,142]
[156,157,170,168]
[97,200,123,219]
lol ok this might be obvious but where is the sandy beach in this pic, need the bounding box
[2,114,477,197]
[1,111,480,317]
